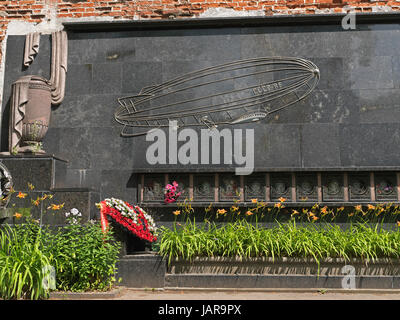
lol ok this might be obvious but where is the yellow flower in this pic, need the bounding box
[367,204,375,210]
[397,221,400,227]
[245,210,254,216]
[291,209,299,215]
[231,206,239,211]
[251,199,258,204]
[27,183,35,190]
[16,192,27,199]
[217,209,227,215]
[172,210,181,216]
[14,212,22,219]
[355,205,362,211]
[278,197,286,203]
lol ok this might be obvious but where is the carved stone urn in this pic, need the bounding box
[20,76,52,154]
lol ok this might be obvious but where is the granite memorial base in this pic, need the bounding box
[0,155,99,226]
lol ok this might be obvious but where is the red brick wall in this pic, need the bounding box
[0,0,399,82]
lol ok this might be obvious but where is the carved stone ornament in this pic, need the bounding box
[6,31,68,155]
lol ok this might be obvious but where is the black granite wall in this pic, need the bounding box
[2,21,400,203]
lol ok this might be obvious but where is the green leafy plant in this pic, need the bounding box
[45,216,122,292]
[0,223,52,300]
[158,219,400,268]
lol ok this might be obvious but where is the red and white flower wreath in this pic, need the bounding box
[98,198,157,243]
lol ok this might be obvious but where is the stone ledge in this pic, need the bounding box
[49,287,125,300]
[165,274,400,289]
[169,256,400,276]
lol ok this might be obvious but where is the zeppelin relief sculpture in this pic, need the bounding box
[115,57,320,137]
[6,31,67,154]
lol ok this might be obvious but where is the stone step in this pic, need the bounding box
[0,154,68,191]
[164,274,400,290]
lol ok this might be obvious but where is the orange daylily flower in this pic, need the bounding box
[31,198,40,207]
[49,203,64,210]
[312,215,319,221]
[231,205,239,211]
[245,210,254,216]
[217,209,227,215]
[367,204,375,210]
[14,212,22,219]
[172,210,181,216]
[397,221,400,227]
[274,203,282,208]
[16,192,27,199]
[251,199,258,204]
[278,197,286,203]
[320,206,328,214]
[355,205,362,211]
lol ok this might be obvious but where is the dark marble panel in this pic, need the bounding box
[268,90,359,125]
[55,127,92,169]
[356,89,400,124]
[117,255,166,288]
[64,63,93,96]
[50,94,120,128]
[100,170,138,203]
[339,124,400,167]
[301,124,340,168]
[392,56,400,89]
[134,32,242,62]
[42,127,61,155]
[68,36,137,65]
[344,56,394,90]
[63,168,101,190]
[91,63,122,94]
[0,157,53,191]
[261,124,301,168]
[121,61,163,94]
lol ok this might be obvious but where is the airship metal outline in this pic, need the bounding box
[115,57,320,137]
